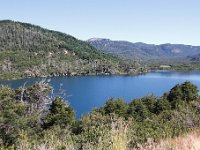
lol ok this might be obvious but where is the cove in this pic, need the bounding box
[1,70,200,118]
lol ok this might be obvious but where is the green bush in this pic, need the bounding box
[99,98,128,117]
[0,81,199,149]
[43,97,75,129]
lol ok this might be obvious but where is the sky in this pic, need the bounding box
[0,0,200,45]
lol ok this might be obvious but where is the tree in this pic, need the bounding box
[168,81,199,103]
[155,98,171,114]
[127,99,151,121]
[181,81,199,102]
[43,97,75,129]
[101,98,127,117]
[141,95,157,113]
[167,81,199,108]
[15,82,51,114]
[0,86,38,147]
[167,84,183,103]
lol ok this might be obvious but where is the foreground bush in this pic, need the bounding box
[0,81,199,149]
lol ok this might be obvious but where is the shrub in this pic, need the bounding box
[43,97,75,129]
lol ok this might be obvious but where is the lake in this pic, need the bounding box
[1,70,200,118]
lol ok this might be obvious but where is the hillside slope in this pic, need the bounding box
[0,21,144,80]
[87,38,200,61]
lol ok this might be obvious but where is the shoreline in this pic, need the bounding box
[2,69,200,82]
[0,70,149,82]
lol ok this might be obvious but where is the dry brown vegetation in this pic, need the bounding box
[138,130,200,150]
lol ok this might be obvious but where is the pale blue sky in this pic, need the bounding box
[0,0,200,45]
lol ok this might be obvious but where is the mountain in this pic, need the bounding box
[188,54,200,62]
[87,38,200,61]
[0,20,145,80]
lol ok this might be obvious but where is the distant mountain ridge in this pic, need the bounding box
[87,38,200,61]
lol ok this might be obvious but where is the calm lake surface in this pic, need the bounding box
[1,70,200,118]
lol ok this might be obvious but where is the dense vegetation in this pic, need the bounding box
[0,20,145,80]
[0,81,200,149]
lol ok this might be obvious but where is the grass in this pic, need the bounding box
[138,129,200,150]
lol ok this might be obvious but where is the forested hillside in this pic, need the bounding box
[0,20,145,80]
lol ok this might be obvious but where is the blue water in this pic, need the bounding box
[1,70,200,118]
